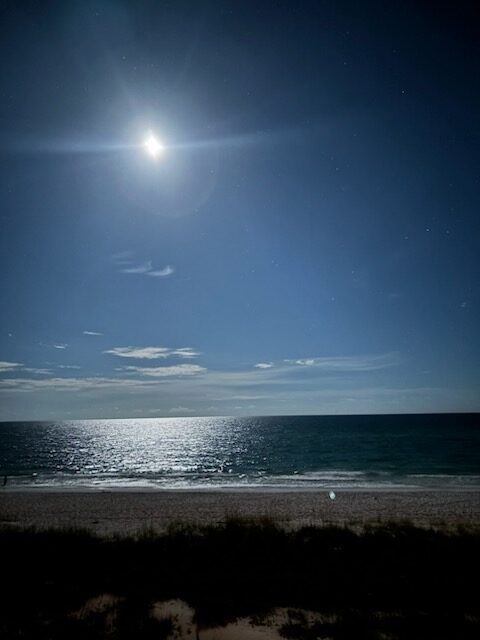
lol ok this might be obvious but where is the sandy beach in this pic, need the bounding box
[1,489,478,535]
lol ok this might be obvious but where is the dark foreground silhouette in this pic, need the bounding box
[0,519,478,639]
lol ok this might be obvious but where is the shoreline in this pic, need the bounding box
[1,489,479,535]
[2,483,480,493]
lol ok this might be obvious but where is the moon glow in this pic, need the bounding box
[144,133,165,159]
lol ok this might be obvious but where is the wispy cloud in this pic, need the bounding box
[22,368,52,375]
[53,344,68,350]
[121,261,153,274]
[0,377,156,392]
[171,348,201,359]
[283,352,401,372]
[0,361,51,375]
[254,362,274,369]
[0,361,23,373]
[104,346,200,360]
[117,364,206,377]
[112,252,174,278]
[0,370,204,392]
[111,250,134,265]
[56,364,81,370]
[83,331,103,336]
[147,266,174,277]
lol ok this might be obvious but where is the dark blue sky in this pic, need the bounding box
[0,0,479,419]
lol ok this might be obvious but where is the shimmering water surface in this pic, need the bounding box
[1,414,479,490]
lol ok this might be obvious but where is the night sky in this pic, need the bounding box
[0,1,479,420]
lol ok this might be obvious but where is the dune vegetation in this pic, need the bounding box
[1,519,479,639]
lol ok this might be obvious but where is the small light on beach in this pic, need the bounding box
[329,491,336,500]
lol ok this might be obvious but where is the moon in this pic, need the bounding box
[143,133,165,159]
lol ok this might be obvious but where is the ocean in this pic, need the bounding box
[0,414,479,490]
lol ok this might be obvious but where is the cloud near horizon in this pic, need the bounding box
[0,361,51,375]
[5,349,471,419]
[1,370,477,419]
[169,406,194,414]
[0,361,22,372]
[0,376,157,392]
[83,331,104,336]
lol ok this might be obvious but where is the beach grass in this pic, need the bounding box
[0,519,479,639]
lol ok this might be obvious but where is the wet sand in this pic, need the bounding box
[1,489,479,535]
